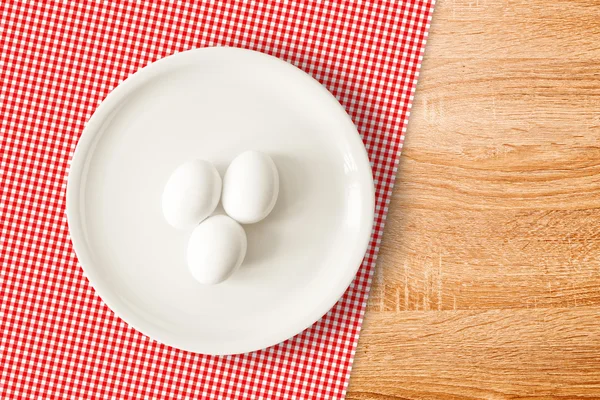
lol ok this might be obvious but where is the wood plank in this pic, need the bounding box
[427,0,600,59]
[349,309,600,399]
[370,208,600,311]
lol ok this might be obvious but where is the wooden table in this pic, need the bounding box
[347,0,600,398]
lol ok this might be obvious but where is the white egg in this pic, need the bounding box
[162,160,221,230]
[222,150,279,224]
[187,215,247,285]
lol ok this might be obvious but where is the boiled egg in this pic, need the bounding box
[162,160,221,230]
[222,151,279,224]
[187,215,247,284]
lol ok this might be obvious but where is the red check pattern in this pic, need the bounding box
[0,1,434,398]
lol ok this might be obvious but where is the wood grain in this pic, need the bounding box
[350,310,600,399]
[348,0,600,398]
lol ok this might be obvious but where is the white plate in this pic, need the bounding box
[66,47,374,355]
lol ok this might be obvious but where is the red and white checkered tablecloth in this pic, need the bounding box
[0,1,434,398]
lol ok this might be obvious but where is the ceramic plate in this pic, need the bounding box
[66,47,374,355]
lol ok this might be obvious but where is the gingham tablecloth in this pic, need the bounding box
[0,1,434,398]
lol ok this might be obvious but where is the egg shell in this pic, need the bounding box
[187,215,247,285]
[222,151,279,224]
[162,160,221,230]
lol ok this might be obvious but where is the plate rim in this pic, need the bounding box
[66,46,375,355]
